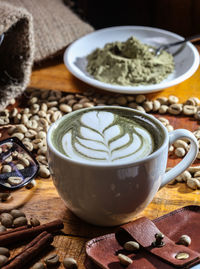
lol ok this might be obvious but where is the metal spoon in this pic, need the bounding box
[0,34,4,46]
[154,34,200,56]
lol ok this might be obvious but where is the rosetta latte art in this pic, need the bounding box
[61,111,154,163]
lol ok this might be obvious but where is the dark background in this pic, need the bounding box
[75,0,200,37]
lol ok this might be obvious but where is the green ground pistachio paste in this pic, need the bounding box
[86,36,174,86]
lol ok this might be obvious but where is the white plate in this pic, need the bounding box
[64,26,200,94]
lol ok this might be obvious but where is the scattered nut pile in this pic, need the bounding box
[0,209,39,267]
[0,209,78,268]
[32,255,78,269]
[1,88,200,190]
[0,247,10,267]
[0,142,37,188]
[31,255,78,269]
[0,209,39,229]
[168,166,200,189]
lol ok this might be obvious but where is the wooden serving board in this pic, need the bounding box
[0,60,200,268]
[0,112,199,269]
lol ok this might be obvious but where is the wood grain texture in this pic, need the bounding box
[1,55,200,268]
[30,45,200,103]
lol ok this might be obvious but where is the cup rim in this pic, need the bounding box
[47,106,169,168]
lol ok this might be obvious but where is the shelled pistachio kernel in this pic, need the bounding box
[186,97,200,106]
[135,94,145,104]
[10,209,25,219]
[177,235,191,246]
[32,262,45,269]
[195,177,200,183]
[136,105,145,112]
[38,165,50,178]
[15,164,24,170]
[59,104,72,113]
[174,147,186,157]
[187,178,200,190]
[175,175,184,183]
[7,176,23,186]
[183,105,197,115]
[194,171,200,177]
[0,255,8,267]
[1,165,12,173]
[153,100,161,111]
[63,257,78,269]
[143,101,153,112]
[173,139,188,150]
[159,105,168,114]
[168,104,182,115]
[194,111,200,120]
[118,253,133,266]
[0,213,13,228]
[180,170,192,182]
[26,179,36,189]
[0,226,6,233]
[0,247,10,257]
[4,155,12,164]
[158,117,169,126]
[166,125,174,132]
[13,216,27,227]
[168,95,179,104]
[175,252,189,260]
[116,96,127,105]
[44,254,60,266]
[124,241,140,252]
[30,217,40,227]
[156,96,168,105]
[188,166,200,173]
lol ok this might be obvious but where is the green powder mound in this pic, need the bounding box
[86,36,174,86]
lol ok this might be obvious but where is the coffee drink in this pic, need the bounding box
[48,106,198,226]
[51,107,164,164]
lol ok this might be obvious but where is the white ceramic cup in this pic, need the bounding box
[47,106,198,226]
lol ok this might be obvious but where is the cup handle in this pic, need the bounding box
[160,129,198,188]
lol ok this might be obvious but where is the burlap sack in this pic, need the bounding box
[0,0,93,110]
[0,2,34,110]
[6,0,94,63]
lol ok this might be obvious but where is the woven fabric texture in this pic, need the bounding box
[6,0,94,63]
[0,2,34,110]
[0,0,93,110]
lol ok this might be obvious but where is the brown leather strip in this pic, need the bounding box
[115,217,200,268]
[86,234,175,269]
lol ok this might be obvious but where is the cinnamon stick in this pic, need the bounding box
[2,231,53,269]
[0,219,63,246]
[0,225,29,236]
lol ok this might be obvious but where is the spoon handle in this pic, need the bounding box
[168,34,200,48]
[0,34,4,46]
[185,34,200,43]
[155,34,200,55]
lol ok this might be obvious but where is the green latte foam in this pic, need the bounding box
[51,108,164,164]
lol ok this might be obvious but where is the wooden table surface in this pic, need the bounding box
[2,54,200,268]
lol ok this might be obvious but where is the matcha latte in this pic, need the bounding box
[51,107,164,164]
